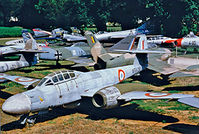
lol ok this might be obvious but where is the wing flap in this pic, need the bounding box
[117,91,194,102]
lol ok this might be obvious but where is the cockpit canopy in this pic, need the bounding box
[37,70,79,87]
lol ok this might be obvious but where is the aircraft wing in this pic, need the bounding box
[81,85,194,102]
[169,71,199,78]
[63,34,86,42]
[178,97,199,108]
[148,53,180,75]
[169,65,199,78]
[117,91,194,102]
[67,57,94,64]
[0,73,40,88]
[71,62,95,67]
[110,35,128,39]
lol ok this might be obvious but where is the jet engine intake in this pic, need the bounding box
[92,86,121,109]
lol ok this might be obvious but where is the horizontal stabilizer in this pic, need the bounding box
[71,62,95,67]
[117,91,194,102]
[178,97,199,108]
[114,49,167,54]
[19,50,48,53]
[66,57,94,64]
[169,71,199,78]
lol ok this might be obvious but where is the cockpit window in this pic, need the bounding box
[63,73,70,79]
[38,78,47,86]
[58,74,64,81]
[45,80,53,86]
[69,73,75,78]
[52,76,59,83]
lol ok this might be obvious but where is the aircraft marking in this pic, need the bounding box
[145,92,171,97]
[118,69,125,82]
[129,38,136,50]
[142,40,144,50]
[91,36,95,43]
[39,96,44,102]
[15,77,35,82]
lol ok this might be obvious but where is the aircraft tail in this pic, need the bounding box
[21,31,45,66]
[113,34,166,70]
[133,35,148,69]
[85,31,107,62]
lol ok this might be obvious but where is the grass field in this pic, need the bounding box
[0,38,199,133]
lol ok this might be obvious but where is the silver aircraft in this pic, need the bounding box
[2,35,196,125]
[62,22,151,43]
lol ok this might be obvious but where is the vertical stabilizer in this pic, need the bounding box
[133,35,149,69]
[85,31,107,62]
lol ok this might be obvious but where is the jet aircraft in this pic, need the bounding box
[0,33,46,73]
[62,21,154,43]
[156,32,199,48]
[32,28,52,38]
[74,32,172,75]
[2,34,197,125]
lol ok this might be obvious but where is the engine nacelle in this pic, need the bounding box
[92,86,121,109]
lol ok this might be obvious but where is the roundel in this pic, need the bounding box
[15,77,35,82]
[145,92,171,98]
[118,69,125,82]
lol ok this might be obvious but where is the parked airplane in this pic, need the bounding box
[62,21,154,43]
[0,33,46,72]
[5,31,92,65]
[1,32,47,57]
[156,32,199,48]
[2,34,196,125]
[32,28,52,38]
[74,32,172,75]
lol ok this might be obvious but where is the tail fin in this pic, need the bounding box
[21,31,42,66]
[85,31,107,62]
[133,35,148,69]
[22,31,41,51]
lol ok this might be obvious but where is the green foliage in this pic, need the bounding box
[0,0,199,36]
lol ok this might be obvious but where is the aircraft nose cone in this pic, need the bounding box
[2,93,31,115]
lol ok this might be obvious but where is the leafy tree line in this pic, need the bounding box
[0,0,198,37]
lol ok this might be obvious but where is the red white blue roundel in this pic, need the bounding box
[145,92,171,97]
[15,77,35,82]
[118,69,125,82]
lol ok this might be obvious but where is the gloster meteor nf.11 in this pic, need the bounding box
[2,34,198,125]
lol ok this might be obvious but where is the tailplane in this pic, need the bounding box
[113,34,166,69]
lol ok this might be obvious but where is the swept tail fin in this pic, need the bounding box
[85,31,107,62]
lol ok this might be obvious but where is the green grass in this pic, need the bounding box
[189,116,199,120]
[130,99,198,114]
